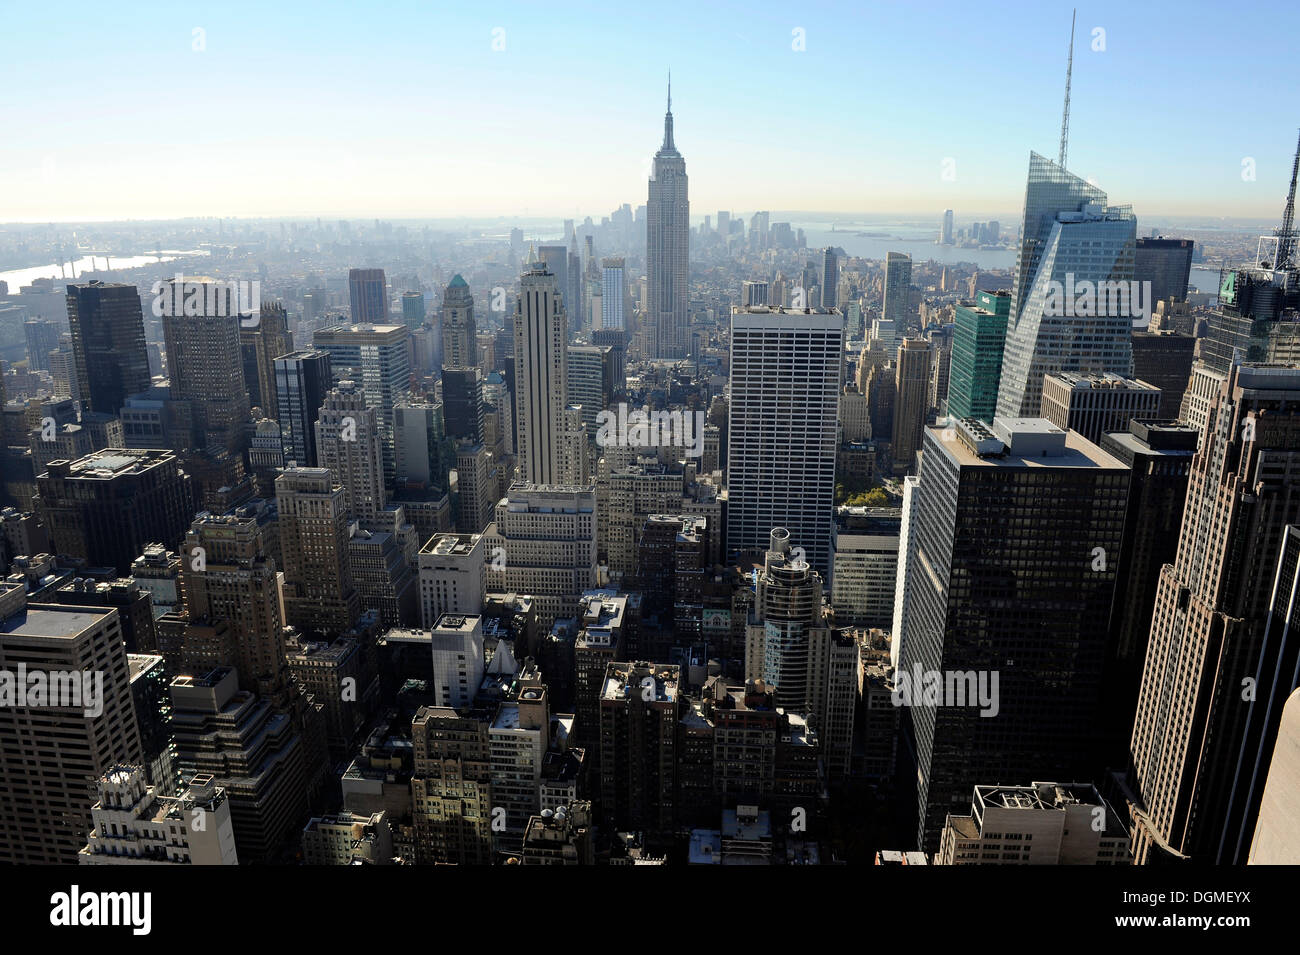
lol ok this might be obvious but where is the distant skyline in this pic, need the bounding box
[5,0,1299,221]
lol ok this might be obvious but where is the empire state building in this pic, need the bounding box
[646,76,689,360]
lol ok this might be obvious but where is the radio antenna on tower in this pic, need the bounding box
[1059,9,1076,169]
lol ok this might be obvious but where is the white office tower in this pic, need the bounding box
[0,589,144,864]
[742,280,769,307]
[726,306,844,575]
[417,532,485,628]
[429,613,486,710]
[315,380,385,527]
[489,682,549,838]
[600,257,627,331]
[514,248,569,486]
[484,483,598,629]
[79,765,238,865]
[996,154,1137,417]
[559,405,590,485]
[871,317,898,352]
[890,475,920,669]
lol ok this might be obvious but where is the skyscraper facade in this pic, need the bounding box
[514,250,569,486]
[276,467,361,637]
[821,247,839,309]
[274,350,332,468]
[996,154,1137,418]
[891,338,932,474]
[440,275,477,370]
[600,257,627,331]
[1134,237,1194,307]
[348,268,388,324]
[726,306,843,575]
[646,81,689,359]
[162,278,251,455]
[948,290,1011,422]
[882,252,912,327]
[315,381,386,527]
[312,322,411,483]
[66,281,151,416]
[1128,364,1300,864]
[897,418,1129,850]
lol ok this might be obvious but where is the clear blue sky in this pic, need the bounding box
[3,0,1297,221]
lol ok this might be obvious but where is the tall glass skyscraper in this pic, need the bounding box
[996,153,1137,417]
[66,281,151,416]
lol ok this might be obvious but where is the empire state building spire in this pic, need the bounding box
[647,74,688,359]
[660,71,676,154]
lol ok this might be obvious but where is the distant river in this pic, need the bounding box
[0,250,209,289]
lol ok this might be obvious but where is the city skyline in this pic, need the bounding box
[5,0,1300,222]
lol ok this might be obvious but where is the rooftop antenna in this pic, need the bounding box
[1058,9,1076,169]
[1274,128,1300,270]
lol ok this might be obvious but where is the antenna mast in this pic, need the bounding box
[1059,9,1076,169]
[1276,128,1300,270]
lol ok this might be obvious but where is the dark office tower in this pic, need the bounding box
[35,449,194,576]
[891,338,932,475]
[51,577,157,654]
[162,279,251,455]
[275,350,332,468]
[401,290,426,330]
[182,511,286,699]
[821,247,839,309]
[441,366,486,444]
[168,666,308,865]
[592,328,627,393]
[997,155,1137,417]
[127,652,179,792]
[0,592,144,863]
[440,275,476,370]
[1134,237,1194,308]
[349,268,388,323]
[66,281,151,416]
[276,467,360,637]
[1128,364,1300,864]
[24,319,58,373]
[751,528,823,712]
[897,418,1129,851]
[410,706,494,864]
[1131,330,1196,420]
[646,79,689,359]
[866,361,896,444]
[599,661,680,837]
[727,306,843,575]
[240,302,293,420]
[1097,420,1196,768]
[883,252,912,327]
[1201,267,1300,373]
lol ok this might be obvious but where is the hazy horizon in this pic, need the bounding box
[5,0,1300,222]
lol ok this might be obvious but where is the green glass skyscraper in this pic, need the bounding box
[947,290,1010,421]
